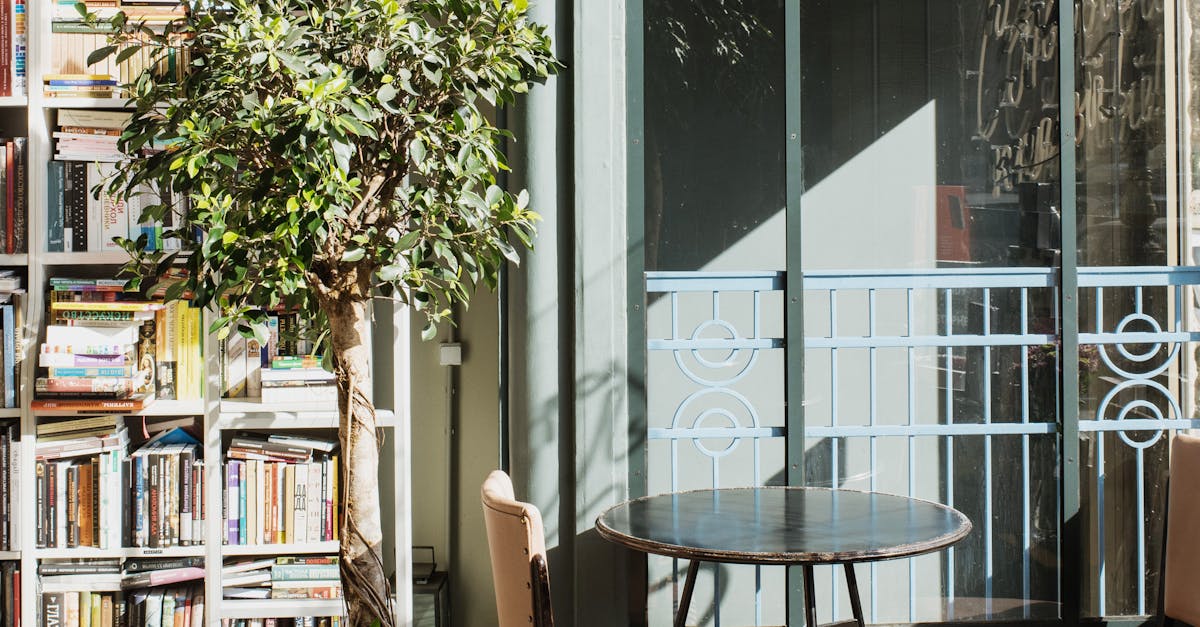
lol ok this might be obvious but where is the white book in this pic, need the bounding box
[245,338,262,397]
[254,460,265,545]
[56,109,133,130]
[293,463,308,545]
[245,459,257,545]
[305,461,322,542]
[261,384,336,404]
[222,334,247,397]
[55,461,67,548]
[222,571,271,587]
[144,589,164,627]
[221,558,273,576]
[45,323,140,348]
[9,440,18,550]
[189,594,203,627]
[88,162,126,253]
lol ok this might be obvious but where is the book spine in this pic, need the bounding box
[3,305,13,409]
[34,459,44,548]
[0,0,10,98]
[225,461,238,544]
[238,459,247,545]
[148,452,160,548]
[12,137,23,252]
[12,0,23,96]
[65,463,77,548]
[5,140,13,255]
[65,161,87,252]
[179,446,193,545]
[47,160,64,251]
[0,427,8,551]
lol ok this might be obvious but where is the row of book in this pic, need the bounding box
[0,0,26,97]
[223,434,339,546]
[40,591,122,627]
[0,137,26,254]
[48,0,185,98]
[223,556,341,600]
[34,419,205,550]
[0,562,18,627]
[0,422,17,551]
[50,110,188,254]
[33,416,128,549]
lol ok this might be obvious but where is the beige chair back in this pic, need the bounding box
[482,470,553,627]
[1165,432,1200,624]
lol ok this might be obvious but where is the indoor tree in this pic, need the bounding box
[92,0,557,623]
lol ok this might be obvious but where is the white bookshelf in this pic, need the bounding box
[10,0,416,623]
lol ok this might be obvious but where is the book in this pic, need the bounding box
[120,566,204,589]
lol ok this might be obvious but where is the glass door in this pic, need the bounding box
[630,0,1198,624]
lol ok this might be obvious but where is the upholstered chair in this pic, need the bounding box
[1162,432,1200,625]
[482,470,554,627]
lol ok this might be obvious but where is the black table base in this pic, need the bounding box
[673,561,865,627]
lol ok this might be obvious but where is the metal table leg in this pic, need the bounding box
[674,560,700,627]
[844,563,865,627]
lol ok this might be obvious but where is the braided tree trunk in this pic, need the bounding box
[323,295,394,627]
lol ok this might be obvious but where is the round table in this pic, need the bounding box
[595,487,972,627]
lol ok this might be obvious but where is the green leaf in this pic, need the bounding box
[409,138,426,165]
[342,248,366,262]
[367,49,386,70]
[377,83,397,104]
[214,153,238,168]
[114,45,141,65]
[421,321,437,341]
[87,45,119,67]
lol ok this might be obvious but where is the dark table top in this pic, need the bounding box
[595,487,972,565]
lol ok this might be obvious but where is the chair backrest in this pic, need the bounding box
[1164,433,1200,624]
[481,470,554,627]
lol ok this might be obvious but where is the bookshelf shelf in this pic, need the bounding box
[221,541,339,557]
[216,404,396,430]
[41,97,133,109]
[0,254,27,265]
[0,408,18,419]
[0,550,18,560]
[40,251,135,265]
[219,599,346,620]
[33,546,207,560]
[0,96,27,107]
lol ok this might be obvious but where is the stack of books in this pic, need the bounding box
[0,422,17,551]
[35,311,157,407]
[128,427,204,548]
[47,0,186,98]
[33,415,127,549]
[222,556,341,601]
[223,434,339,546]
[222,311,334,402]
[35,279,149,411]
[0,561,17,627]
[53,110,127,161]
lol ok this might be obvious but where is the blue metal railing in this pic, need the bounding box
[645,266,1200,625]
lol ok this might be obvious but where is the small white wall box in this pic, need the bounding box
[439,342,463,366]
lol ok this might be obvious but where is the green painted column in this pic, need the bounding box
[506,0,574,622]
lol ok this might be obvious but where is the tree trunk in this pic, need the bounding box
[324,295,394,627]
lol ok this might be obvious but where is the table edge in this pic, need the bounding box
[593,487,974,566]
